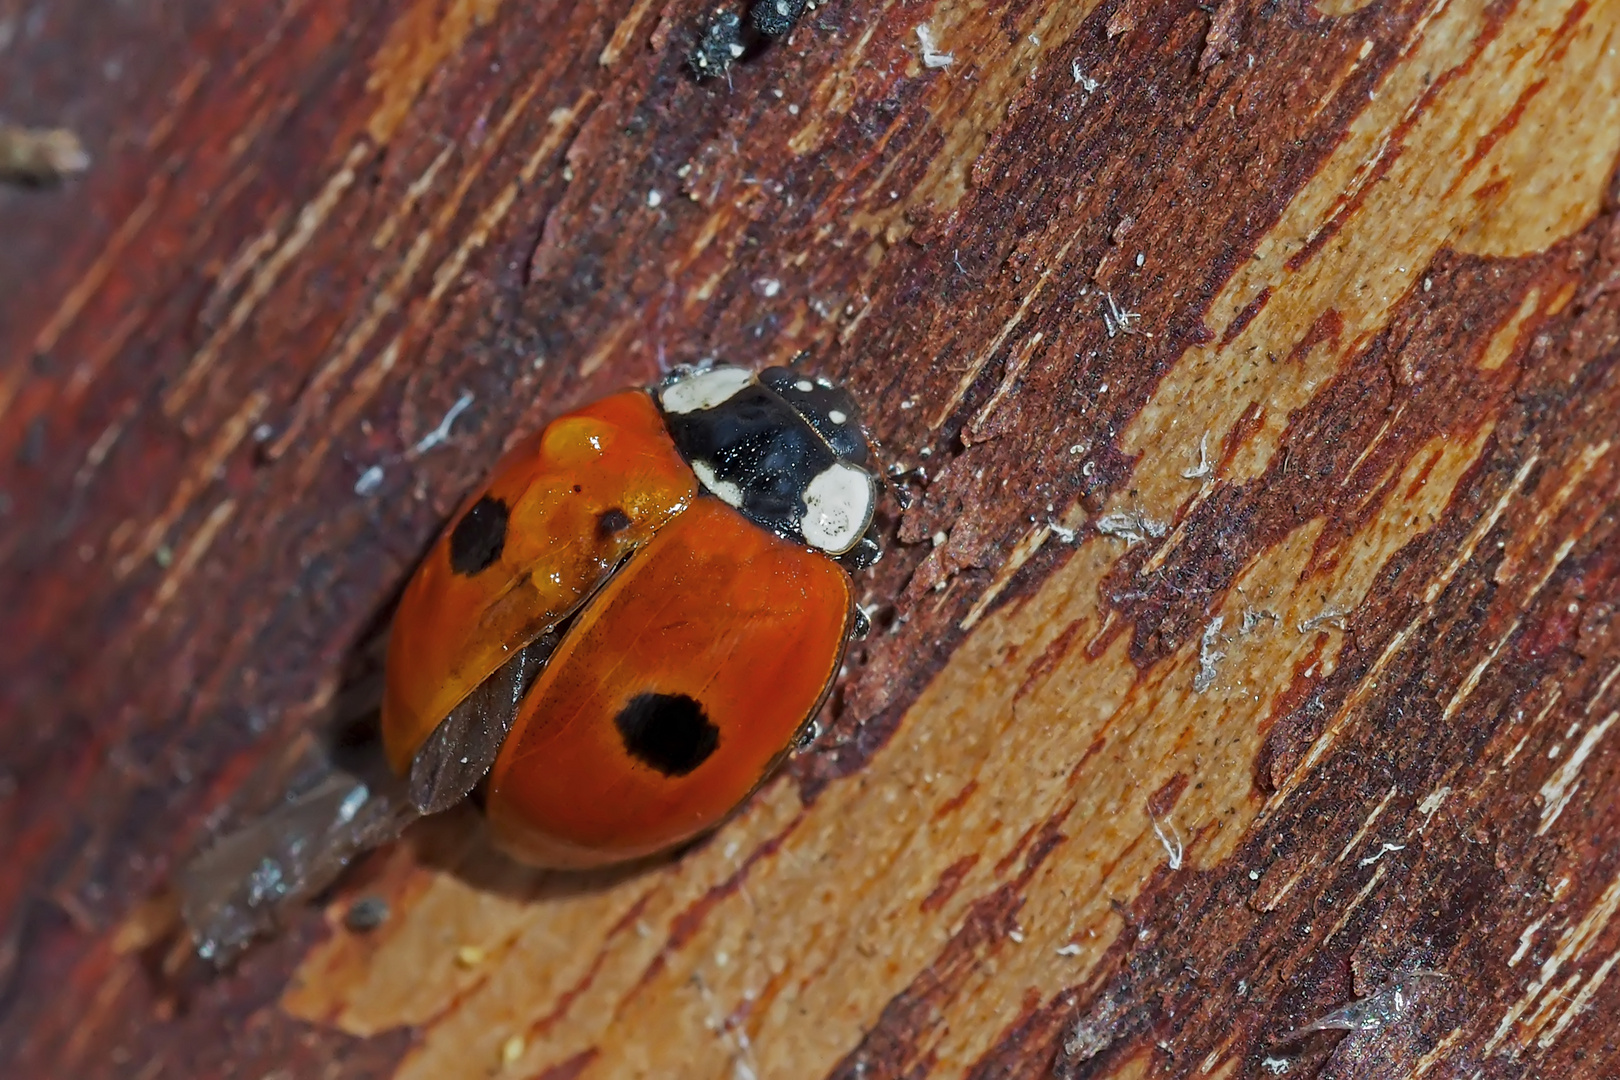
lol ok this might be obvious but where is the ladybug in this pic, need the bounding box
[177,365,880,961]
[382,364,882,868]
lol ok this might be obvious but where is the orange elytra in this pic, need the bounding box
[380,364,883,866]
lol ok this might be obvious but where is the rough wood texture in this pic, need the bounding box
[4,0,1620,1077]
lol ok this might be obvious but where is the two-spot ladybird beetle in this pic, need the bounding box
[181,365,880,959]
[382,364,881,868]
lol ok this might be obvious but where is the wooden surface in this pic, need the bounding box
[4,0,1620,1077]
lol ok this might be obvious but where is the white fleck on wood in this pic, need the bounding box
[1537,710,1618,835]
[1334,785,1400,865]
[1485,868,1620,1053]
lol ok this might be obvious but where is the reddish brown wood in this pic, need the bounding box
[3,0,1620,1077]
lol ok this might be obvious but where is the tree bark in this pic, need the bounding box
[3,0,1620,1077]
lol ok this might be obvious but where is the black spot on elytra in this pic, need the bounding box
[596,507,633,539]
[614,693,719,776]
[448,495,509,576]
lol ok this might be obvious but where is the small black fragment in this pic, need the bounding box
[596,507,633,538]
[615,692,720,776]
[344,896,390,932]
[750,0,807,37]
[837,526,883,573]
[448,495,509,576]
[851,606,870,638]
[689,10,745,78]
[793,719,821,752]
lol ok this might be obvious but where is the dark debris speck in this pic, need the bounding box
[344,896,390,932]
[689,10,746,78]
[750,0,808,37]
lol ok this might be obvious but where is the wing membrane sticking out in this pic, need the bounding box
[178,764,416,966]
[408,633,557,814]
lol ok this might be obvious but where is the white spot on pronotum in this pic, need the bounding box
[795,379,814,392]
[661,366,755,414]
[827,409,848,425]
[691,460,745,508]
[801,462,873,553]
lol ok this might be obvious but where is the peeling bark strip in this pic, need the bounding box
[2,0,1620,1077]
